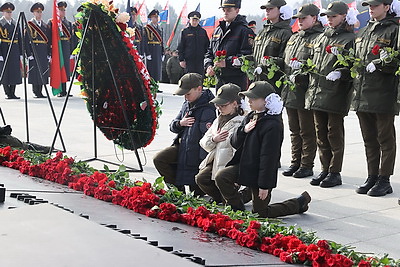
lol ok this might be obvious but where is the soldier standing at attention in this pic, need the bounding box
[280,4,323,178]
[204,0,255,92]
[26,2,50,98]
[252,0,292,95]
[130,7,144,57]
[177,11,209,75]
[143,9,163,83]
[49,1,73,97]
[352,0,399,197]
[0,2,21,99]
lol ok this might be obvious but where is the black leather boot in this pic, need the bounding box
[310,171,328,186]
[282,165,299,176]
[355,175,378,194]
[293,168,313,178]
[297,191,311,213]
[367,175,393,197]
[320,172,342,188]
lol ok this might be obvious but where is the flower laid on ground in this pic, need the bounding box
[326,45,363,78]
[203,50,227,88]
[1,145,399,266]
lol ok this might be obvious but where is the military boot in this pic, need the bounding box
[367,175,393,197]
[355,175,378,194]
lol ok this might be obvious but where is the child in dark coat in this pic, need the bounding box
[153,73,216,195]
[215,81,311,217]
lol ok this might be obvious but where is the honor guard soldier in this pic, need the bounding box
[49,1,73,97]
[252,0,293,95]
[26,2,50,98]
[0,2,22,99]
[130,7,144,57]
[143,9,163,82]
[177,11,209,75]
[204,0,255,91]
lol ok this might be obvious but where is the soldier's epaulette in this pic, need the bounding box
[270,37,282,43]
[0,18,8,27]
[304,42,313,48]
[377,38,390,45]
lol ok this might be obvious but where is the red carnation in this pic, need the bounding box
[371,44,380,56]
[326,45,332,53]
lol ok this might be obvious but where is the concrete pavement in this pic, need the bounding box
[1,82,399,261]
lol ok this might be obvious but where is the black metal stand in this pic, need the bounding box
[0,12,66,151]
[50,10,143,172]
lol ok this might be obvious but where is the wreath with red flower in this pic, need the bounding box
[73,1,160,150]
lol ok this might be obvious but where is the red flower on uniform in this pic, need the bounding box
[326,45,332,53]
[371,45,381,56]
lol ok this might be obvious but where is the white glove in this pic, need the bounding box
[254,66,262,75]
[0,56,4,61]
[366,62,376,73]
[289,60,301,70]
[146,55,152,61]
[380,49,389,60]
[20,55,23,61]
[326,71,341,81]
[28,56,34,60]
[330,47,340,56]
[232,57,242,67]
[289,74,296,83]
[70,55,75,59]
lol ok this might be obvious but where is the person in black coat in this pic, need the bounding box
[215,81,311,218]
[153,73,216,196]
[130,7,144,57]
[26,2,50,98]
[143,9,163,82]
[48,1,74,97]
[177,11,209,75]
[0,2,22,99]
[204,0,255,91]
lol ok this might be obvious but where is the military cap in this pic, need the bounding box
[220,0,241,9]
[239,81,275,99]
[320,1,349,16]
[77,5,83,12]
[362,0,392,6]
[130,7,138,13]
[31,2,45,12]
[211,83,241,105]
[57,1,67,10]
[248,20,256,27]
[0,2,15,12]
[292,4,319,18]
[188,11,201,20]
[174,73,203,95]
[147,9,159,18]
[261,0,287,9]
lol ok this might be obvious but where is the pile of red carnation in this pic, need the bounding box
[0,146,382,266]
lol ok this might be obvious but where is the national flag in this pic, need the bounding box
[138,0,147,23]
[50,0,67,96]
[290,8,299,32]
[201,16,216,38]
[181,1,188,25]
[166,1,187,47]
[313,0,322,9]
[347,1,357,9]
[356,9,370,30]
[159,1,169,24]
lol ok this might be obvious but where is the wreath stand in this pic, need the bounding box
[50,10,144,172]
[0,12,66,151]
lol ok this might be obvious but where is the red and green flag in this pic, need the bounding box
[166,0,187,47]
[50,0,67,95]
